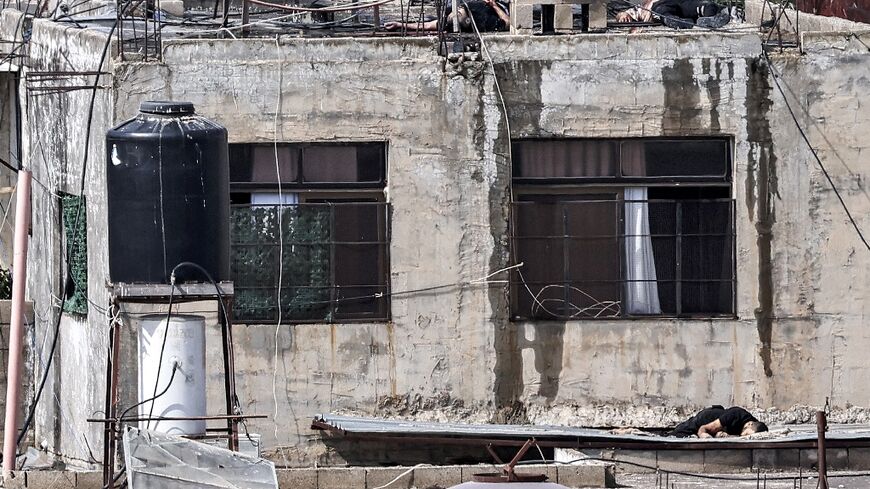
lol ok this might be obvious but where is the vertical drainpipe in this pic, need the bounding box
[2,169,32,480]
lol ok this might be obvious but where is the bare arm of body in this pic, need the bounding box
[697,419,724,439]
[384,18,442,30]
[484,0,511,26]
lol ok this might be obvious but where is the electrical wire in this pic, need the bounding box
[237,0,393,13]
[118,362,180,423]
[230,262,521,314]
[145,275,176,429]
[271,36,286,444]
[762,50,870,252]
[12,10,120,456]
[371,463,427,489]
[0,156,18,174]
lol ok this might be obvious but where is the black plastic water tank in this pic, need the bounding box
[106,101,229,284]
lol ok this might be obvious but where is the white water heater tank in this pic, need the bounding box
[138,314,207,436]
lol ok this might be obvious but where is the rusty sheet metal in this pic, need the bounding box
[312,415,870,450]
[796,0,870,23]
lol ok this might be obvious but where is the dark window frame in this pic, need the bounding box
[229,142,391,324]
[512,136,732,185]
[510,137,736,321]
[229,141,387,191]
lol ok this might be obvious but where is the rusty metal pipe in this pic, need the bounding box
[817,410,829,489]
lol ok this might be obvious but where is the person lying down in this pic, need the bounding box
[614,0,732,29]
[609,406,769,438]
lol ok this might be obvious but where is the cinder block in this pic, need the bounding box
[556,462,609,488]
[277,468,317,489]
[800,448,849,470]
[554,4,574,32]
[702,449,753,472]
[460,464,492,482]
[74,472,105,489]
[515,463,558,483]
[510,4,534,32]
[609,450,657,474]
[4,471,26,488]
[410,466,461,489]
[26,471,76,488]
[365,467,413,489]
[655,450,704,472]
[848,448,870,470]
[160,0,184,16]
[317,467,365,489]
[752,448,800,470]
[588,1,608,30]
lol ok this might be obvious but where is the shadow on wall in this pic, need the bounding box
[493,322,566,417]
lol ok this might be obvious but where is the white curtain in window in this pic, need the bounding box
[251,192,299,205]
[624,187,661,315]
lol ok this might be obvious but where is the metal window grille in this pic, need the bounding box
[117,0,163,61]
[61,194,89,316]
[230,201,390,323]
[510,197,736,320]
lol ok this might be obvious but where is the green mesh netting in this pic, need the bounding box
[61,194,88,316]
[230,205,332,322]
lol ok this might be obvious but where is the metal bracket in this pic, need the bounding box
[473,438,548,483]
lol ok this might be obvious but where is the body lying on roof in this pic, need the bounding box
[613,0,733,29]
[668,405,770,438]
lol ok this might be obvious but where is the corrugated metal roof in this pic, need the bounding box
[313,414,870,445]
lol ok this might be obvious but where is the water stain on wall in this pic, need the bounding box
[745,58,779,378]
[662,58,702,135]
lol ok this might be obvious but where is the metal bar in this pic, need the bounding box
[817,411,829,489]
[109,282,234,299]
[309,428,870,450]
[618,196,624,317]
[675,202,682,316]
[221,295,240,452]
[562,205,569,317]
[87,414,267,423]
[380,203,391,319]
[242,0,250,36]
[330,203,337,320]
[104,309,123,488]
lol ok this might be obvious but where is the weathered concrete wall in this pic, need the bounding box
[0,301,35,442]
[24,20,115,466]
[21,22,870,469]
[760,32,870,411]
[0,9,26,267]
[113,36,506,465]
[0,72,17,266]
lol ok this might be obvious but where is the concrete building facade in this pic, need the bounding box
[1,2,868,469]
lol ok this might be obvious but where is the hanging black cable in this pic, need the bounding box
[118,363,179,422]
[145,277,176,429]
[762,50,870,252]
